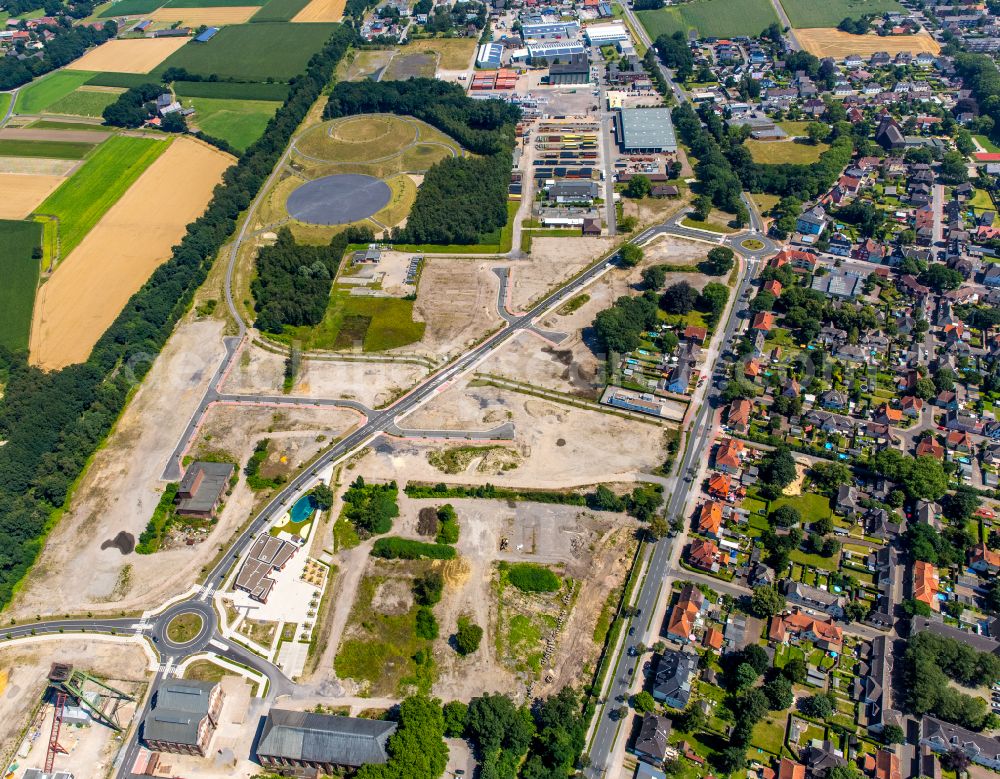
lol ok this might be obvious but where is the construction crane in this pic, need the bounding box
[47,663,135,732]
[44,691,68,773]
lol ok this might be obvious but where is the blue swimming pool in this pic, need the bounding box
[290,494,317,525]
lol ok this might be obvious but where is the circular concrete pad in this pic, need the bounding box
[287,173,391,225]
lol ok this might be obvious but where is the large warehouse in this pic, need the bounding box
[584,22,629,45]
[617,107,678,153]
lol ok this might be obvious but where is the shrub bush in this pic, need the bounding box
[371,537,456,560]
[506,562,560,593]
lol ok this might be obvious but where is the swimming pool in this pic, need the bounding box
[290,494,318,525]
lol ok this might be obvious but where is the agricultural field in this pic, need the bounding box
[402,38,477,70]
[794,27,940,57]
[778,0,904,28]
[33,135,169,258]
[745,139,830,164]
[0,93,10,118]
[172,79,289,101]
[147,5,259,24]
[153,22,339,81]
[14,70,98,114]
[30,137,232,368]
[637,0,778,40]
[100,0,167,15]
[0,174,64,220]
[290,0,344,22]
[44,87,124,117]
[0,139,96,159]
[0,219,42,351]
[69,37,191,73]
[184,97,281,151]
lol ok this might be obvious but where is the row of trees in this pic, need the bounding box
[0,24,358,609]
[0,19,117,91]
[101,82,165,128]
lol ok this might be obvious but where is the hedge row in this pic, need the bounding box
[371,537,457,560]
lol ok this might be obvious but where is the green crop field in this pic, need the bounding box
[0,93,10,119]
[28,119,108,131]
[45,88,123,117]
[777,0,904,28]
[172,79,289,101]
[0,220,42,352]
[165,0,265,6]
[0,139,96,159]
[100,0,167,16]
[34,136,170,257]
[15,70,99,115]
[154,22,340,82]
[250,0,310,21]
[187,97,280,151]
[86,72,157,89]
[638,0,778,39]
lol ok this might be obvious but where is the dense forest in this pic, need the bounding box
[324,78,520,244]
[0,24,357,609]
[0,19,117,90]
[4,0,97,18]
[253,225,372,332]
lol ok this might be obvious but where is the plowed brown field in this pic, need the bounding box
[0,173,64,219]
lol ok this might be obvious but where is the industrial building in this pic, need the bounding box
[256,709,397,776]
[583,21,629,45]
[616,107,677,153]
[547,52,589,84]
[142,680,224,757]
[522,40,586,64]
[521,20,579,40]
[476,41,504,68]
[176,460,234,518]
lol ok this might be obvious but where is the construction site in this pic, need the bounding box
[4,662,142,779]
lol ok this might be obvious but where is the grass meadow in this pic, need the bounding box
[187,97,281,151]
[777,0,904,28]
[249,0,311,21]
[0,219,42,351]
[100,0,166,16]
[45,88,123,117]
[0,93,10,119]
[745,139,830,164]
[15,70,99,114]
[34,136,170,257]
[638,0,778,40]
[0,139,96,159]
[154,22,339,81]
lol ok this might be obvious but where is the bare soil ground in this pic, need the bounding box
[68,37,190,73]
[30,138,233,369]
[376,380,666,487]
[481,236,710,398]
[0,639,149,773]
[0,157,78,175]
[509,236,615,311]
[794,27,940,57]
[0,173,64,218]
[407,257,504,361]
[0,128,110,143]
[147,5,258,24]
[8,318,230,618]
[621,194,689,226]
[224,344,429,406]
[339,49,394,81]
[292,0,346,21]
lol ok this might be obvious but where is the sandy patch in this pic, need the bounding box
[293,0,346,21]
[0,128,110,143]
[147,5,257,25]
[30,138,233,369]
[224,344,429,407]
[68,37,190,74]
[794,28,940,58]
[509,236,615,311]
[0,173,64,219]
[0,157,78,175]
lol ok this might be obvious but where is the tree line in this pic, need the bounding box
[324,78,520,244]
[0,24,357,610]
[0,19,117,91]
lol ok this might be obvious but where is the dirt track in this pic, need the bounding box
[0,173,64,219]
[293,0,346,21]
[68,37,189,73]
[30,138,233,369]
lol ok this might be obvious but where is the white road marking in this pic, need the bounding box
[209,638,229,651]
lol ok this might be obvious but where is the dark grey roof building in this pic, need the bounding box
[651,649,697,709]
[257,710,397,775]
[143,679,224,756]
[921,717,1000,770]
[634,712,671,765]
[176,461,234,517]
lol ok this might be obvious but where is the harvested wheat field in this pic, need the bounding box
[30,138,233,369]
[293,0,346,22]
[0,156,78,175]
[0,173,64,219]
[148,6,258,25]
[795,28,940,58]
[69,37,190,73]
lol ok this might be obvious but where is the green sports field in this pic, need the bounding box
[250,0,310,21]
[15,70,99,115]
[153,22,340,82]
[45,88,123,118]
[0,139,97,159]
[34,136,170,258]
[777,0,905,28]
[0,219,42,352]
[637,0,779,39]
[187,97,281,151]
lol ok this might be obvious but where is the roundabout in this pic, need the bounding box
[151,600,216,655]
[286,173,392,225]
